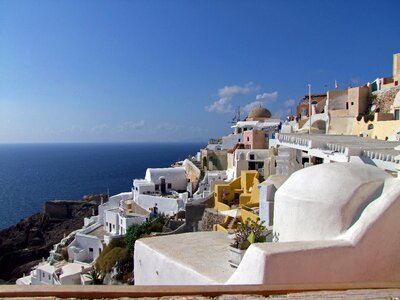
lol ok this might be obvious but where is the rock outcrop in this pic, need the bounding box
[0,196,105,283]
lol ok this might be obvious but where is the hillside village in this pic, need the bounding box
[16,53,400,286]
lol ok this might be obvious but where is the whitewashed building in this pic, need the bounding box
[226,148,276,180]
[132,166,190,215]
[134,163,400,286]
[193,170,228,199]
[16,260,91,285]
[68,224,105,264]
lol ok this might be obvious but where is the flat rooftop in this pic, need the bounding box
[137,232,235,284]
[86,226,107,239]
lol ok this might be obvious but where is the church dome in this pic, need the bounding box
[247,106,272,120]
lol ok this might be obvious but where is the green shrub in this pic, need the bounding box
[60,247,69,261]
[85,268,103,285]
[369,113,375,122]
[95,238,129,275]
[125,222,150,252]
[125,215,167,252]
[95,246,129,275]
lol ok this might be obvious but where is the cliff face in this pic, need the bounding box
[0,199,100,283]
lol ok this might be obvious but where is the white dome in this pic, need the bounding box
[274,163,390,242]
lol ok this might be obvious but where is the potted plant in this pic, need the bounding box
[229,217,269,268]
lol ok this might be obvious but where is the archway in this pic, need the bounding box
[311,120,326,133]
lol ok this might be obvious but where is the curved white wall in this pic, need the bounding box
[273,163,390,242]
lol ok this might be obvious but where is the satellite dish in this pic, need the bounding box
[370,104,377,112]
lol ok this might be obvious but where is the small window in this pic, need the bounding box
[238,139,241,142]
[368,124,374,130]
[167,183,172,189]
[395,109,400,120]
[249,154,255,160]
[247,137,250,142]
[351,102,354,105]
[48,274,51,280]
[106,222,108,226]
[99,248,102,253]
[155,184,159,190]
[113,224,115,229]
[89,248,93,252]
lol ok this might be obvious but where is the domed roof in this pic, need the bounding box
[274,163,390,242]
[247,106,272,120]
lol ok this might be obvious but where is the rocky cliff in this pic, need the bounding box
[0,195,105,283]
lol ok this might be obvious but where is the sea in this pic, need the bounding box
[0,142,204,229]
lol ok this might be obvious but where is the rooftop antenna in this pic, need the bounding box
[231,106,241,124]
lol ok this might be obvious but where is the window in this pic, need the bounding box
[368,124,374,130]
[346,102,349,109]
[395,109,400,120]
[167,183,172,189]
[249,154,255,160]
[314,157,323,165]
[48,274,51,280]
[238,139,241,142]
[247,137,250,142]
[113,224,115,229]
[99,248,102,253]
[155,184,159,190]
[89,248,93,252]
[351,102,354,105]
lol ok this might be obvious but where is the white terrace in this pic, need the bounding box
[276,133,400,173]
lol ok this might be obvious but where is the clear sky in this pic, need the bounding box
[0,0,399,143]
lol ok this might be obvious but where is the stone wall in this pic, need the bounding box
[374,86,400,113]
[199,208,226,231]
[44,200,95,219]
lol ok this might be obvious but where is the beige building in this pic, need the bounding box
[326,86,370,135]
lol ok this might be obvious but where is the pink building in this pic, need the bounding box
[243,129,267,149]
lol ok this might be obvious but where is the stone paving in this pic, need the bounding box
[2,289,400,300]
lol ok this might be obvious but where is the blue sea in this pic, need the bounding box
[0,143,204,229]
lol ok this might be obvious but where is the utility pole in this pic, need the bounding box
[308,84,312,135]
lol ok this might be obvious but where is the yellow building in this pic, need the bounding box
[213,170,261,232]
[351,112,400,140]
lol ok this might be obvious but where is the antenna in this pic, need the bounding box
[231,106,241,124]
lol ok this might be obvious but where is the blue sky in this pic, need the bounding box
[0,0,399,143]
